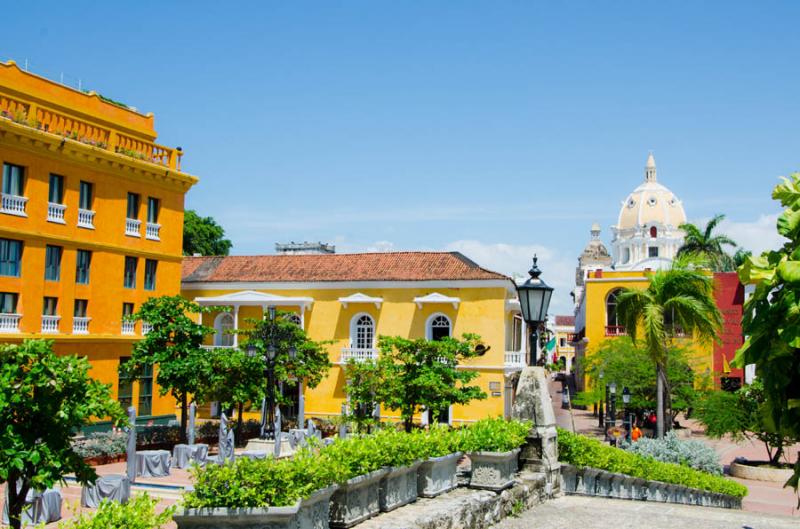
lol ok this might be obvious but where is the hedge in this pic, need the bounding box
[557,428,747,498]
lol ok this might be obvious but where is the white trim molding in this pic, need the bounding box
[194,289,314,309]
[413,292,460,309]
[338,292,383,309]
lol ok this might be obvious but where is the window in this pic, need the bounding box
[0,292,18,313]
[147,197,160,223]
[75,250,91,284]
[138,364,153,416]
[44,245,62,281]
[144,259,157,290]
[118,357,133,410]
[648,246,659,258]
[42,297,58,316]
[122,302,134,318]
[284,313,302,326]
[126,193,140,219]
[0,239,22,277]
[559,337,567,347]
[124,256,137,288]
[48,174,65,204]
[606,289,622,328]
[279,381,300,420]
[74,299,88,317]
[351,314,375,350]
[214,313,234,346]
[511,314,523,351]
[79,181,93,210]
[650,226,658,238]
[622,247,630,264]
[2,163,24,196]
[427,314,452,341]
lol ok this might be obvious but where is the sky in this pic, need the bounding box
[3,1,797,315]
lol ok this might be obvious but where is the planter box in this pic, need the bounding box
[379,461,422,512]
[329,468,390,528]
[730,460,795,482]
[417,452,463,498]
[467,448,520,491]
[174,486,336,529]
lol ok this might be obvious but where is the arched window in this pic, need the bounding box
[214,313,234,346]
[650,226,658,238]
[284,313,302,327]
[622,247,631,264]
[605,289,625,336]
[351,314,375,350]
[426,313,452,341]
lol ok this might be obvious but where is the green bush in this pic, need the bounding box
[414,424,460,458]
[72,431,127,459]
[456,418,530,453]
[622,431,722,475]
[557,428,747,498]
[57,494,173,529]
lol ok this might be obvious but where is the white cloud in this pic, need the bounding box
[714,214,786,256]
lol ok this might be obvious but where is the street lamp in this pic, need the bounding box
[622,386,631,441]
[516,255,554,366]
[608,382,617,429]
[246,306,297,440]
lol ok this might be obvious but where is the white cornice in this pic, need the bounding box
[585,277,650,283]
[338,292,383,308]
[182,279,513,292]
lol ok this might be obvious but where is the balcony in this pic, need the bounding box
[78,208,95,229]
[47,202,66,223]
[0,313,21,333]
[201,345,235,351]
[125,218,141,237]
[605,325,627,337]
[145,222,161,241]
[142,322,153,335]
[1,194,27,216]
[73,316,90,334]
[41,315,60,334]
[340,347,377,363]
[121,320,136,335]
[504,351,525,367]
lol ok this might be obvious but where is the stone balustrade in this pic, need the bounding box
[1,193,28,216]
[47,202,66,223]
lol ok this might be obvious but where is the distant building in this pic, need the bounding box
[275,241,335,255]
[553,315,576,372]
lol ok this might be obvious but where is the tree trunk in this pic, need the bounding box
[404,416,413,433]
[179,392,188,444]
[656,363,665,438]
[770,441,784,466]
[7,473,29,529]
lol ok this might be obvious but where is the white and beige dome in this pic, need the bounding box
[611,154,686,270]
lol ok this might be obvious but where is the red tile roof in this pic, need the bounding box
[182,252,510,283]
[555,315,575,327]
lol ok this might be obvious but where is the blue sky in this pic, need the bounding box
[4,2,796,314]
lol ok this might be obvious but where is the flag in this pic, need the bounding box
[546,337,556,351]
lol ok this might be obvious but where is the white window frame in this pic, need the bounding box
[349,313,375,350]
[425,312,452,341]
[214,312,235,347]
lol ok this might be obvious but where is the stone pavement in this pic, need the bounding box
[492,494,798,529]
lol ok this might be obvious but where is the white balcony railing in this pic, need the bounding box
[1,194,28,216]
[41,315,60,334]
[121,320,136,335]
[142,322,153,335]
[73,316,90,335]
[0,313,22,333]
[125,218,141,237]
[145,222,161,241]
[504,351,525,367]
[77,209,95,229]
[201,345,235,351]
[47,202,67,223]
[340,347,377,363]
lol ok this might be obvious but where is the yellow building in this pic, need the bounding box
[552,315,575,372]
[0,61,198,417]
[181,251,529,424]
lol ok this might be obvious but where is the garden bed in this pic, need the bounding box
[729,460,795,482]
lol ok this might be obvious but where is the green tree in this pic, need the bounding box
[616,257,722,437]
[342,359,384,433]
[0,340,125,529]
[183,209,232,256]
[733,248,752,268]
[376,334,487,432]
[123,296,216,444]
[735,172,800,499]
[695,380,798,466]
[678,214,738,271]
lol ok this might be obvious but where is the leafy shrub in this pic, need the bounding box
[72,431,127,459]
[414,424,460,458]
[557,428,747,498]
[137,425,182,446]
[456,418,530,453]
[622,431,722,475]
[371,428,425,467]
[57,494,173,529]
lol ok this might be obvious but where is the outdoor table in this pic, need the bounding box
[81,474,131,508]
[240,450,268,460]
[135,449,171,477]
[171,443,209,468]
[2,488,62,526]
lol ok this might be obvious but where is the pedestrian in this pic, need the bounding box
[631,423,642,442]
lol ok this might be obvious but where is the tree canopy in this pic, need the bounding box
[183,209,232,256]
[678,214,738,272]
[0,340,125,529]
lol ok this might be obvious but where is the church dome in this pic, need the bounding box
[616,153,686,231]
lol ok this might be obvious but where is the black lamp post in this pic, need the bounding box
[516,255,554,366]
[622,386,631,441]
[246,306,296,440]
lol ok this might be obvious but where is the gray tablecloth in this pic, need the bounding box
[81,474,130,508]
[171,444,209,468]
[135,450,171,477]
[240,450,268,460]
[2,488,61,526]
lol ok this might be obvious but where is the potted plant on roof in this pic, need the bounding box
[175,447,340,529]
[458,418,529,491]
[373,428,424,512]
[416,425,463,498]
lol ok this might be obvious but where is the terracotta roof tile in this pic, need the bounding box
[555,315,575,326]
[182,252,510,283]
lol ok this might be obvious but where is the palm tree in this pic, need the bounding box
[677,214,738,271]
[616,257,722,438]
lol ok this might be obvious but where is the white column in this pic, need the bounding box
[297,379,305,426]
[197,309,203,325]
[520,315,527,355]
[300,305,305,328]
[233,305,240,347]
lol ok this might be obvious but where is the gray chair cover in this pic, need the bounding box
[81,475,131,508]
[135,450,171,477]
[216,413,235,464]
[171,443,209,468]
[2,488,61,526]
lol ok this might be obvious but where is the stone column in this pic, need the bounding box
[297,379,305,427]
[232,305,239,347]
